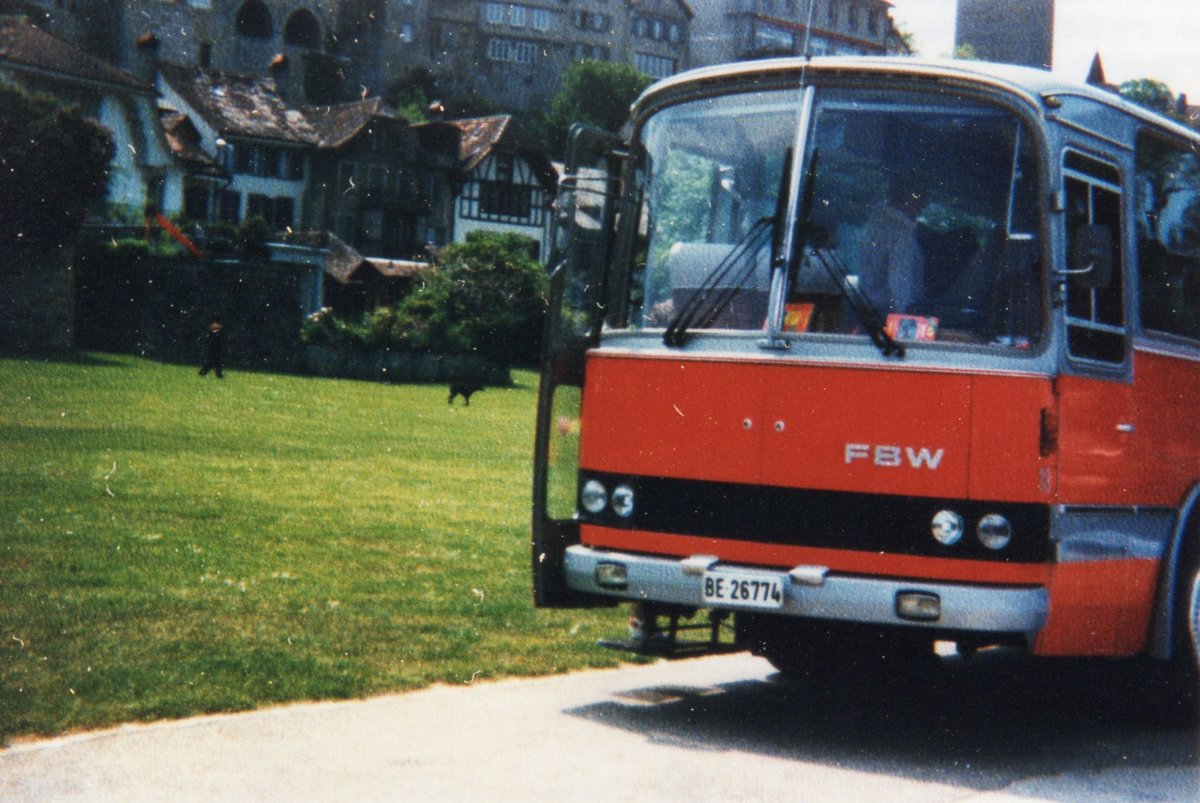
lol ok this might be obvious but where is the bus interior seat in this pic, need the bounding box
[666,242,770,329]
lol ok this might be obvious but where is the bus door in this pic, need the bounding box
[1055,149,1135,504]
[532,125,623,606]
[1039,148,1145,655]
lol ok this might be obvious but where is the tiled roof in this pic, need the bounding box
[446,115,512,171]
[160,111,225,176]
[416,114,555,190]
[159,62,316,144]
[305,97,403,149]
[0,15,151,94]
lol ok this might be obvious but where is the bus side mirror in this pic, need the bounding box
[1066,224,1114,288]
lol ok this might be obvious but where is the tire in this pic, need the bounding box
[1169,555,1200,693]
[1156,531,1200,721]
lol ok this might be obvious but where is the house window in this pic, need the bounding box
[219,190,241,224]
[248,194,295,230]
[273,197,294,230]
[493,153,514,183]
[235,0,272,39]
[286,151,305,181]
[199,41,212,67]
[573,43,609,60]
[362,208,384,242]
[510,5,526,28]
[184,184,212,221]
[635,52,675,78]
[479,182,533,220]
[532,8,550,31]
[486,38,512,61]
[485,3,505,25]
[283,10,320,48]
[400,23,414,42]
[513,41,538,64]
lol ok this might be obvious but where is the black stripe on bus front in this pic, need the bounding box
[578,471,1051,563]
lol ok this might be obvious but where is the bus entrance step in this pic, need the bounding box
[598,636,745,659]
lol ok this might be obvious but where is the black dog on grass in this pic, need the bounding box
[448,382,483,406]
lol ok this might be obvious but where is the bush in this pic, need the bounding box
[301,232,549,365]
[0,81,113,251]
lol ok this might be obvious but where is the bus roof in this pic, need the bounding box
[633,56,1200,143]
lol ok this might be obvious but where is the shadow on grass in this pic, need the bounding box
[0,349,129,367]
[567,649,1199,794]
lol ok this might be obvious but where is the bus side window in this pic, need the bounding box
[1135,133,1200,341]
[1063,151,1125,364]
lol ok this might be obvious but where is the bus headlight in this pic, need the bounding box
[931,510,964,545]
[977,514,1013,550]
[581,480,608,514]
[611,484,635,518]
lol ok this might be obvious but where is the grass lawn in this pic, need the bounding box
[0,353,634,742]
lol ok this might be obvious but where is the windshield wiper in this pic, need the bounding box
[802,229,904,358]
[662,217,773,347]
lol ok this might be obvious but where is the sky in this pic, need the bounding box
[888,0,1200,101]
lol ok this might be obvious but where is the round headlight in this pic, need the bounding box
[611,484,635,518]
[931,510,964,546]
[580,479,607,515]
[978,514,1012,550]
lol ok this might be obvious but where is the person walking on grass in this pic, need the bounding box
[199,321,225,378]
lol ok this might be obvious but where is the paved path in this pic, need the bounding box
[2,652,1197,801]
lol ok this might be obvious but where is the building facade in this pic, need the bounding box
[955,0,1054,70]
[21,0,692,112]
[425,1,692,112]
[688,0,906,66]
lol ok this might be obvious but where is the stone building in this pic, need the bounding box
[955,0,1054,70]
[688,0,907,66]
[17,0,692,112]
[424,1,692,112]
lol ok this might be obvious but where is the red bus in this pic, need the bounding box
[532,57,1200,690]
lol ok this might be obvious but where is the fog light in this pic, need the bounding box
[595,562,628,590]
[931,510,964,546]
[897,591,941,622]
[978,514,1012,550]
[611,484,635,518]
[580,479,607,514]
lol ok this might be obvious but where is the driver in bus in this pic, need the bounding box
[856,167,929,314]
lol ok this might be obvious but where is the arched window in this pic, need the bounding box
[284,10,321,49]
[235,0,272,40]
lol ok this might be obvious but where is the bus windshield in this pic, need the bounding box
[619,85,1043,349]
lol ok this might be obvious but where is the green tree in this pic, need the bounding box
[1119,78,1179,118]
[397,232,548,364]
[952,43,980,61]
[387,66,437,123]
[545,60,653,157]
[0,81,113,250]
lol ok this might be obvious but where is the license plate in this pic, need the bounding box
[702,571,784,610]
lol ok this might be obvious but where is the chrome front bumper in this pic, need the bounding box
[565,545,1048,635]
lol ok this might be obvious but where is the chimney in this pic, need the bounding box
[269,53,294,103]
[134,32,160,84]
